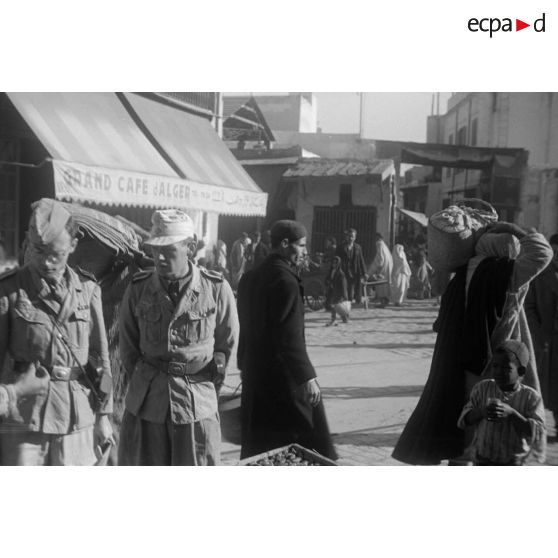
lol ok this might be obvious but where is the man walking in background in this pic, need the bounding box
[237,219,337,460]
[245,230,269,271]
[337,228,367,305]
[229,232,250,291]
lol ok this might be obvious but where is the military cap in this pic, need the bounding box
[496,339,529,367]
[28,198,72,245]
[270,220,307,245]
[144,209,195,247]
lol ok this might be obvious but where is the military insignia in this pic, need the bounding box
[132,269,155,283]
[0,296,8,313]
[200,268,223,282]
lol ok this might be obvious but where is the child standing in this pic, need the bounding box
[325,256,350,326]
[458,340,546,465]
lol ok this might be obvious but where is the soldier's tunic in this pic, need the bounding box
[118,264,238,466]
[0,265,112,465]
[0,385,17,419]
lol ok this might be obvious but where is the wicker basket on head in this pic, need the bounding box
[428,199,498,272]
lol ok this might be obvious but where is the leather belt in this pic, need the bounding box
[142,356,213,378]
[48,366,82,381]
[14,362,82,381]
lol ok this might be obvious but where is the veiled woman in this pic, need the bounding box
[392,222,552,465]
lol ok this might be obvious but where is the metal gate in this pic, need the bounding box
[311,206,377,261]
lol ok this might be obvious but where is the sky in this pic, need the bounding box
[314,92,452,141]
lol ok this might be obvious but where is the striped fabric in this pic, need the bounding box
[7,93,176,175]
[458,379,546,464]
[124,93,261,193]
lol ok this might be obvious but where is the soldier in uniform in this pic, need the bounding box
[118,209,238,466]
[0,199,113,466]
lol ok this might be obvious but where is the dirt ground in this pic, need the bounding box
[219,299,558,465]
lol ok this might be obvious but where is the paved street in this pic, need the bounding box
[219,299,558,465]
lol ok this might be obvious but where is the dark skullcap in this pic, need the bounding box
[28,198,72,245]
[496,339,530,367]
[270,220,307,246]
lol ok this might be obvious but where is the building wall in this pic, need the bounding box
[273,131,376,159]
[298,93,318,133]
[290,175,391,260]
[252,93,317,133]
[434,93,558,230]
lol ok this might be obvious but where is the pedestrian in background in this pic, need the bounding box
[391,244,411,306]
[245,230,269,271]
[212,239,230,280]
[237,219,337,460]
[408,239,432,299]
[229,232,249,290]
[0,199,113,465]
[323,236,337,266]
[525,232,558,434]
[118,210,238,465]
[325,256,350,325]
[457,340,546,465]
[368,232,392,307]
[337,228,366,305]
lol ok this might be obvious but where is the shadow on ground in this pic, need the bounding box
[332,424,405,448]
[322,385,424,399]
[314,342,435,350]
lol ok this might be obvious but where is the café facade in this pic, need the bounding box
[0,92,267,262]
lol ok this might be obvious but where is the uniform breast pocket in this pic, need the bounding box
[13,308,51,354]
[187,306,216,343]
[138,304,162,344]
[69,308,91,350]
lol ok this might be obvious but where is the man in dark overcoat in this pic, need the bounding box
[237,220,337,460]
[336,228,367,304]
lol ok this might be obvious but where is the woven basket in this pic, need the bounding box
[428,199,498,272]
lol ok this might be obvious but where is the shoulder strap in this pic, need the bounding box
[132,269,154,283]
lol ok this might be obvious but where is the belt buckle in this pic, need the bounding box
[52,366,70,380]
[168,362,184,376]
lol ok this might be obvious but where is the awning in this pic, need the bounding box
[397,207,428,227]
[7,92,267,216]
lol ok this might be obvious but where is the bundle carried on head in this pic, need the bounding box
[428,199,498,272]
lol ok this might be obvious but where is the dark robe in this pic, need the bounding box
[392,257,514,465]
[525,263,558,414]
[237,253,337,460]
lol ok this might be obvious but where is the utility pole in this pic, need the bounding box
[359,92,365,138]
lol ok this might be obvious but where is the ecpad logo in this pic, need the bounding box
[468,13,546,37]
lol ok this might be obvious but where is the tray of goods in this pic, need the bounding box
[238,444,338,466]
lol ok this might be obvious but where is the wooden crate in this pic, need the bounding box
[237,443,338,466]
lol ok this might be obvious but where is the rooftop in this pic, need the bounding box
[283,158,394,179]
